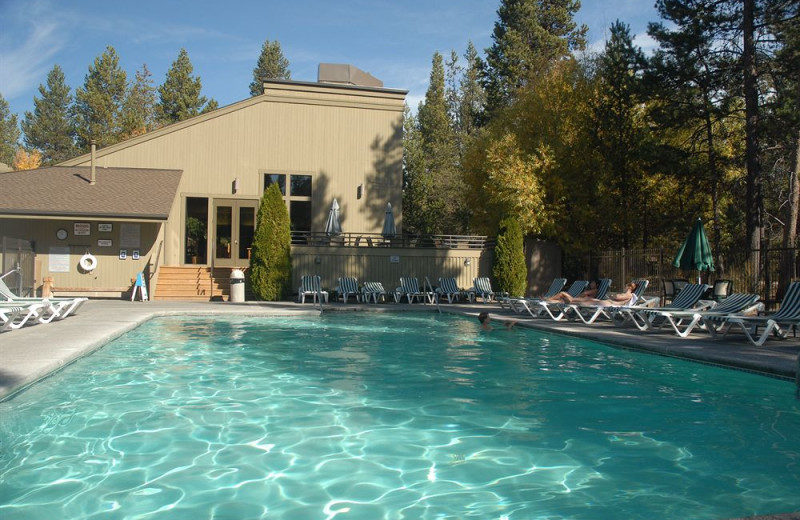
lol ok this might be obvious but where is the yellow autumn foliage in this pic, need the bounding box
[13,148,42,170]
[482,133,554,236]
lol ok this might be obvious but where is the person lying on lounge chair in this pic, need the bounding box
[575,282,638,306]
[547,281,598,304]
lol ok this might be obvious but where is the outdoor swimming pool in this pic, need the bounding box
[0,312,798,519]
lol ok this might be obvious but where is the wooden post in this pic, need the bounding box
[42,277,53,298]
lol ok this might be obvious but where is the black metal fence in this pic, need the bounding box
[585,247,800,310]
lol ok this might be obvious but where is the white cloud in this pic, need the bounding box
[0,20,63,102]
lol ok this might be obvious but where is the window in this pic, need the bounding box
[263,173,312,232]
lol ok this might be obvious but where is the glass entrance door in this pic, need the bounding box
[212,199,257,267]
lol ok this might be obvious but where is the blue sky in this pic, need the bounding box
[1,0,660,122]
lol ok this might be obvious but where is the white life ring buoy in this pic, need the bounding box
[80,253,97,271]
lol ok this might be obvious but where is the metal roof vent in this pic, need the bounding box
[318,64,383,88]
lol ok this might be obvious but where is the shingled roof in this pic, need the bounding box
[0,166,182,220]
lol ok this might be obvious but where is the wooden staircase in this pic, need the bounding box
[154,266,235,301]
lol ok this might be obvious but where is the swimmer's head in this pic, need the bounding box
[478,312,490,324]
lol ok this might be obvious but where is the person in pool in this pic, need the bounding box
[478,312,516,331]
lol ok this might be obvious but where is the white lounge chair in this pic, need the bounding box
[0,277,87,320]
[0,302,60,331]
[395,277,434,304]
[361,281,389,303]
[613,283,710,328]
[298,275,328,304]
[501,278,567,310]
[564,279,650,325]
[436,277,467,303]
[706,282,800,346]
[635,292,761,338]
[336,276,361,303]
[470,277,507,304]
[516,280,589,319]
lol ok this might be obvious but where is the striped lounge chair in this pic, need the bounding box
[436,277,466,303]
[361,281,389,303]
[706,282,800,346]
[336,277,361,304]
[298,275,328,304]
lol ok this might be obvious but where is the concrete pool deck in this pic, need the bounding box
[1,299,799,402]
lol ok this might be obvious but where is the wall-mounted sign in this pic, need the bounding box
[97,239,112,247]
[132,249,140,260]
[74,222,91,236]
[389,255,400,264]
[98,223,113,232]
[120,223,140,248]
[119,249,127,260]
[49,246,70,273]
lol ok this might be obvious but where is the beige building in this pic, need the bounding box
[0,71,417,297]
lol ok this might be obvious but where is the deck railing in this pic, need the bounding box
[291,232,493,249]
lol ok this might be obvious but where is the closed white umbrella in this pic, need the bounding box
[324,198,342,236]
[382,202,396,238]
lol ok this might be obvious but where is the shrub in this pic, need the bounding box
[249,183,292,300]
[493,217,527,297]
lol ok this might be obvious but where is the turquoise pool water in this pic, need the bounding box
[0,313,798,519]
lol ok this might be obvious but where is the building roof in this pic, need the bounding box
[0,166,183,220]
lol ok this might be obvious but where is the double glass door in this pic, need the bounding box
[212,199,257,267]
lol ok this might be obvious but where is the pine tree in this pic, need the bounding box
[402,104,431,234]
[647,2,738,253]
[157,48,217,125]
[72,46,129,150]
[21,65,76,164]
[249,39,291,96]
[414,52,466,234]
[249,183,292,300]
[482,0,587,114]
[122,63,157,138]
[0,93,21,167]
[457,42,486,139]
[589,21,650,249]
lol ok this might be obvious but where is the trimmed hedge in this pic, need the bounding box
[249,183,292,300]
[493,217,527,297]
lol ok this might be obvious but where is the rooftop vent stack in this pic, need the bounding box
[90,140,97,185]
[317,64,383,88]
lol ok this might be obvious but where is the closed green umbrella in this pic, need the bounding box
[672,217,715,282]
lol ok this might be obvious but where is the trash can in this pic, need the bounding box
[230,269,245,302]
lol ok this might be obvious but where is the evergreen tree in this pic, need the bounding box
[457,42,487,139]
[249,39,291,96]
[647,4,738,253]
[482,0,587,114]
[122,63,157,138]
[401,104,431,234]
[414,52,466,233]
[249,183,292,300]
[493,217,527,297]
[72,46,129,150]
[589,21,650,249]
[21,65,76,164]
[157,48,217,125]
[0,93,21,167]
